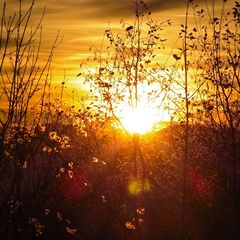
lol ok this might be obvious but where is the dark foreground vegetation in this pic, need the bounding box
[0,0,240,239]
[0,119,240,240]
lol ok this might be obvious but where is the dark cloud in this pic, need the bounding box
[43,0,188,19]
[147,0,192,11]
[2,0,231,81]
[44,0,132,18]
[4,0,208,21]
[4,0,233,19]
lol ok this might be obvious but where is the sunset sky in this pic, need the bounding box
[4,0,232,86]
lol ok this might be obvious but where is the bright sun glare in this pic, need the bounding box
[89,73,175,134]
[114,80,173,134]
[114,85,173,134]
[120,106,157,134]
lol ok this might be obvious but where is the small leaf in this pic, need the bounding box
[126,26,133,31]
[173,54,181,60]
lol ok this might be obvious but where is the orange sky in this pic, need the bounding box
[3,0,234,88]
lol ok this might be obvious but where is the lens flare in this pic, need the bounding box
[128,178,151,195]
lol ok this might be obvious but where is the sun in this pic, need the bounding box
[114,82,172,134]
[118,105,158,134]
